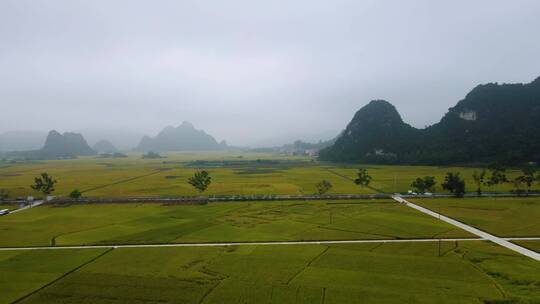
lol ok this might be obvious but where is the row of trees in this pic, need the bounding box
[410,165,540,197]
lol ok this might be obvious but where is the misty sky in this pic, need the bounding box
[1,1,540,147]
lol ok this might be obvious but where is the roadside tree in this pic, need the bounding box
[0,189,9,201]
[30,173,57,199]
[441,172,465,197]
[486,164,508,191]
[411,176,436,193]
[188,170,212,194]
[472,169,487,196]
[316,180,333,195]
[69,189,83,199]
[514,166,536,196]
[354,168,372,187]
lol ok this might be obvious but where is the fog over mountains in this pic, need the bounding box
[3,75,540,165]
[135,122,226,152]
[320,76,540,164]
[1,1,540,146]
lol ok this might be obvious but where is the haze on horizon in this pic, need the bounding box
[1,0,540,147]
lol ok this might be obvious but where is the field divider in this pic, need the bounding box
[393,195,540,261]
[1,237,539,251]
[323,168,385,193]
[80,169,166,194]
[10,247,114,304]
[5,237,537,252]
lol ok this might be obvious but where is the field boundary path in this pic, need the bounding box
[392,195,540,261]
[1,237,540,251]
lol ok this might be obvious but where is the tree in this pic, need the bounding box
[441,172,465,197]
[0,189,9,201]
[30,173,57,198]
[423,176,437,192]
[188,170,212,194]
[354,168,372,187]
[486,164,508,190]
[514,166,537,195]
[315,180,333,195]
[69,189,83,199]
[472,169,487,196]
[142,151,163,159]
[411,176,436,193]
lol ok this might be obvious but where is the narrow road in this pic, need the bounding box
[1,237,539,251]
[8,200,44,215]
[392,195,540,261]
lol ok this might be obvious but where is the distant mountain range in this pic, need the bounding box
[1,121,228,158]
[0,131,46,152]
[320,76,540,165]
[135,121,225,152]
[7,130,97,159]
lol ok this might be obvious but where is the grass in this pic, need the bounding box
[0,152,525,198]
[513,241,540,253]
[411,197,540,237]
[0,248,108,304]
[0,200,472,247]
[2,241,537,304]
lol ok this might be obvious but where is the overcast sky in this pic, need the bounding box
[1,0,540,147]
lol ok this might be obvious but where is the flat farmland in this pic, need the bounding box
[2,241,538,304]
[0,153,524,199]
[329,165,522,193]
[0,200,472,247]
[0,248,108,304]
[411,197,540,237]
[514,241,540,253]
[0,154,375,198]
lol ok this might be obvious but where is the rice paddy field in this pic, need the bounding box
[0,200,472,247]
[1,241,539,304]
[1,153,538,304]
[0,152,524,199]
[412,197,540,237]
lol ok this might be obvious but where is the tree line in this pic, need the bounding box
[1,165,538,202]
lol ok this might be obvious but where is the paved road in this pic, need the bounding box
[1,237,539,251]
[392,195,540,261]
[8,200,44,215]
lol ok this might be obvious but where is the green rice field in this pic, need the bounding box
[1,153,538,303]
[412,197,540,237]
[0,200,472,247]
[1,241,538,304]
[0,153,524,198]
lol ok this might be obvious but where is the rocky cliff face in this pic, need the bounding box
[320,76,540,164]
[40,130,97,158]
